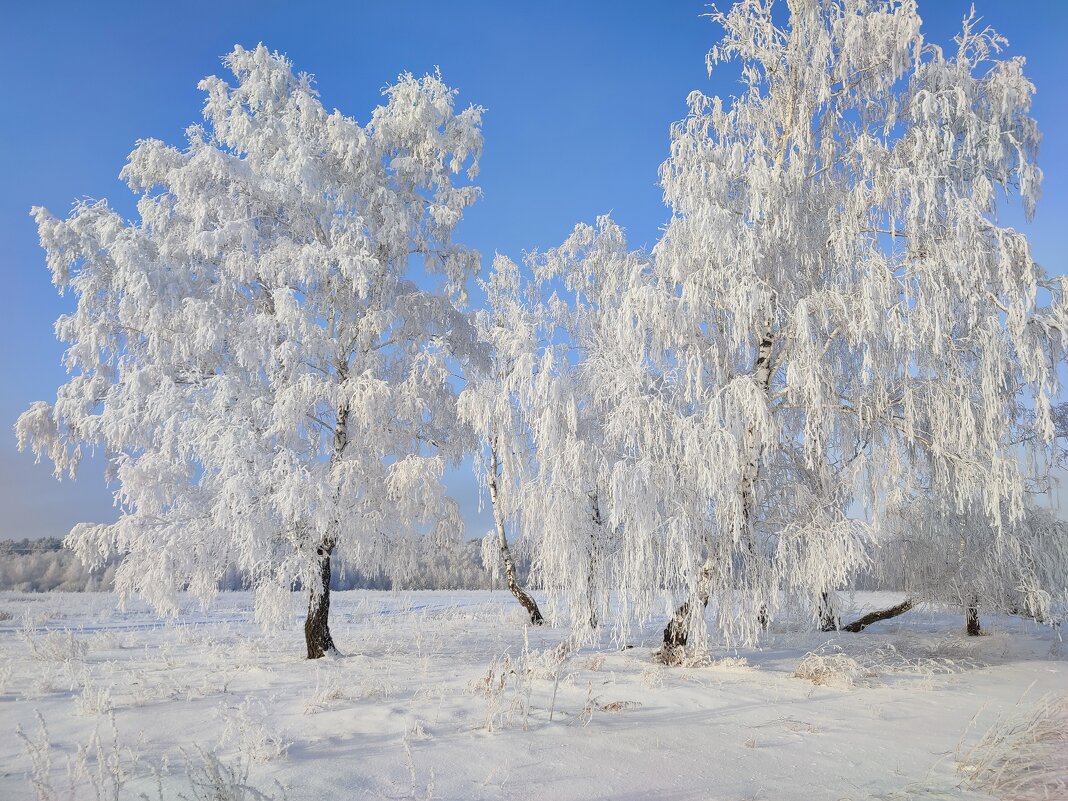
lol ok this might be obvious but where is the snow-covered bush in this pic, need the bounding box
[219,696,291,764]
[181,747,283,801]
[21,626,87,664]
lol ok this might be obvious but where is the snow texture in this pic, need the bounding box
[1,590,1065,800]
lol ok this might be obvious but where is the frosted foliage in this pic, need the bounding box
[458,238,629,637]
[644,0,1066,644]
[458,255,539,541]
[879,501,1068,624]
[521,222,644,638]
[16,45,483,622]
[516,2,1065,648]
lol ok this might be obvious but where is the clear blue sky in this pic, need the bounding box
[2,1,1066,540]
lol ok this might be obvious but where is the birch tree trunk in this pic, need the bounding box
[588,491,604,629]
[819,591,838,632]
[306,395,349,659]
[488,438,544,625]
[841,598,914,632]
[662,331,775,651]
[305,544,336,659]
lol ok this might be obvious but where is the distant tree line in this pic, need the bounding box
[0,536,527,594]
[0,538,119,592]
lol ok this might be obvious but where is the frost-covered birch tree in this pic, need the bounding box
[519,220,647,637]
[461,234,641,636]
[16,45,484,658]
[875,495,1068,633]
[591,0,1066,656]
[458,256,544,624]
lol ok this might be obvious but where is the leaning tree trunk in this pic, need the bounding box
[488,439,544,625]
[841,598,914,633]
[966,597,981,636]
[305,544,336,659]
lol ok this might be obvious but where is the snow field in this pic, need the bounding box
[0,590,1064,801]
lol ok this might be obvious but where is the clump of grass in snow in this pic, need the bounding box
[0,658,12,694]
[181,747,285,801]
[302,666,351,714]
[74,674,115,717]
[794,652,871,689]
[957,693,1068,800]
[219,696,291,763]
[21,626,87,663]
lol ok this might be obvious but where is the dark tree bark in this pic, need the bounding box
[841,598,914,632]
[587,491,604,630]
[966,599,981,636]
[305,545,336,659]
[305,393,349,659]
[663,559,716,650]
[663,600,698,648]
[506,567,544,625]
[818,591,838,632]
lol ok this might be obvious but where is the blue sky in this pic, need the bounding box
[2,1,1066,540]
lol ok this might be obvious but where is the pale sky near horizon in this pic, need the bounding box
[2,1,1066,540]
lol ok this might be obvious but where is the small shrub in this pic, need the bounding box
[75,678,115,717]
[182,747,284,801]
[302,667,350,715]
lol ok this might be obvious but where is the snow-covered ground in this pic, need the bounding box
[0,590,1064,800]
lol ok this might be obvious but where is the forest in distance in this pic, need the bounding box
[0,536,923,595]
[0,537,503,593]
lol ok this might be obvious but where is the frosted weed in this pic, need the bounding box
[0,657,13,694]
[570,684,642,727]
[793,651,872,689]
[74,672,115,717]
[302,666,350,714]
[180,746,286,801]
[17,711,135,801]
[639,665,665,689]
[583,653,606,671]
[219,696,292,763]
[956,693,1068,801]
[22,626,88,663]
[400,733,435,801]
